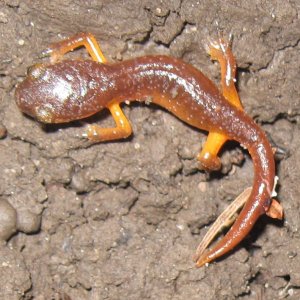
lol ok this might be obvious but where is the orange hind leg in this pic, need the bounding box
[197,36,243,170]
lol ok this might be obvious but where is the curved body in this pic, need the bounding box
[16,54,275,266]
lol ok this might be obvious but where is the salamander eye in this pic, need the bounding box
[27,63,46,79]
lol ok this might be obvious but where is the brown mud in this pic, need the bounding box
[0,1,299,299]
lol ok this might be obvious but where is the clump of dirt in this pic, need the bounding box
[0,1,299,299]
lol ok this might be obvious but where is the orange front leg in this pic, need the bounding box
[84,102,132,142]
[198,36,243,170]
[41,32,107,63]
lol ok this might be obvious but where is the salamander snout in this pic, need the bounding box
[16,63,56,123]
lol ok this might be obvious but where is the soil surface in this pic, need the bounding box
[1,1,300,299]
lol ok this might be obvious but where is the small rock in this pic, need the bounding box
[0,124,7,139]
[0,200,17,241]
[17,210,41,234]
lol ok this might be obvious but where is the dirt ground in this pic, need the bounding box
[0,1,300,299]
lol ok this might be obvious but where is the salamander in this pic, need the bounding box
[15,32,281,267]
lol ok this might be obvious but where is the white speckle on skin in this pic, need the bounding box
[66,74,74,81]
[220,41,226,53]
[170,86,179,99]
[80,84,87,97]
[89,80,97,89]
[271,176,279,197]
[52,78,73,101]
[225,61,232,86]
[257,143,268,171]
[203,152,210,160]
[258,182,266,195]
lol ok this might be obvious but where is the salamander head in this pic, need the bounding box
[15,61,101,123]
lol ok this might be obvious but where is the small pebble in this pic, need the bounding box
[18,39,25,46]
[198,181,207,193]
[0,12,8,23]
[70,171,90,193]
[0,124,7,139]
[0,200,17,241]
[16,210,41,234]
